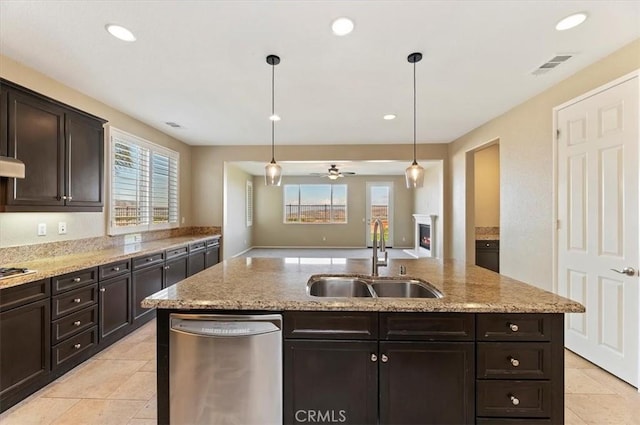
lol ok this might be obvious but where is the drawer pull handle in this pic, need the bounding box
[146,258,152,262]
[509,356,520,367]
[509,394,520,406]
[100,288,106,292]
[73,321,81,326]
[73,277,81,283]
[113,267,120,271]
[381,354,389,363]
[73,298,81,303]
[165,266,170,270]
[371,354,377,362]
[73,343,82,349]
[509,323,519,332]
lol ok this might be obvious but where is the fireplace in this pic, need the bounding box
[419,224,431,250]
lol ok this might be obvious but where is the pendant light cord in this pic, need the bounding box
[413,60,417,164]
[271,62,275,162]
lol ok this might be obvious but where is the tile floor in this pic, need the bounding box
[1,319,639,424]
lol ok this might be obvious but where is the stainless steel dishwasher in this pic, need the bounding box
[169,313,282,425]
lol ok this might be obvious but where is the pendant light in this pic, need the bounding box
[405,52,425,189]
[265,54,282,186]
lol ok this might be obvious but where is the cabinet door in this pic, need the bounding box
[204,246,219,269]
[99,275,131,341]
[476,251,499,273]
[187,252,205,276]
[6,90,65,206]
[165,257,188,287]
[0,299,50,404]
[379,341,475,425]
[284,340,378,425]
[132,264,164,321]
[65,111,104,207]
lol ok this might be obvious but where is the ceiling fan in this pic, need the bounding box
[310,164,356,180]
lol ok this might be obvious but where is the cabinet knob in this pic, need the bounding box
[509,394,520,406]
[73,277,81,283]
[73,298,81,303]
[370,353,378,362]
[486,243,490,247]
[67,196,73,200]
[61,195,68,200]
[381,354,389,363]
[509,323,519,332]
[146,258,152,262]
[164,266,170,270]
[100,288,106,292]
[113,267,120,272]
[508,356,520,367]
[73,321,81,326]
[74,343,82,350]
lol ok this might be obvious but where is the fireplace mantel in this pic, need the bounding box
[404,214,438,258]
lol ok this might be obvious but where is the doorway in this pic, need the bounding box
[366,182,394,247]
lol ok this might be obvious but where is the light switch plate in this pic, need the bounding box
[37,223,47,236]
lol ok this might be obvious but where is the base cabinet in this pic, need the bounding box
[132,263,164,322]
[99,275,132,343]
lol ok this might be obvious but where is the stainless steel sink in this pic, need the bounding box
[370,279,443,299]
[307,276,374,297]
[307,275,443,299]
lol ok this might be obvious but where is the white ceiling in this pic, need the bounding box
[232,160,440,177]
[1,1,638,147]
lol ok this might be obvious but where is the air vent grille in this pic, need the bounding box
[531,53,575,76]
[165,121,182,128]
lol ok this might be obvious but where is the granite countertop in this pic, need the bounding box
[0,234,221,289]
[142,257,585,313]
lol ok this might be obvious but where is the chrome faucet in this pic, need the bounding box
[372,218,388,276]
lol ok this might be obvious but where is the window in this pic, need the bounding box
[246,180,253,227]
[108,127,179,235]
[284,184,347,223]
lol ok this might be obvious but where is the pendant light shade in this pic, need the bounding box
[265,54,282,186]
[405,52,425,189]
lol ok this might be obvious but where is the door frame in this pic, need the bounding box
[552,69,640,293]
[552,69,640,390]
[365,181,394,247]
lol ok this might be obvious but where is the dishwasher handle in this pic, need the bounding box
[170,316,282,338]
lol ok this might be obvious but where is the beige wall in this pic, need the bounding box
[447,38,640,291]
[413,161,444,257]
[0,55,192,247]
[474,144,500,227]
[192,143,449,228]
[251,174,414,248]
[223,163,253,258]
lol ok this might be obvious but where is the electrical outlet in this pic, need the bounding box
[124,233,142,245]
[322,236,326,241]
[37,223,47,236]
[181,217,185,224]
[58,222,67,234]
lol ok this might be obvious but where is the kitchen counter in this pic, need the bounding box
[142,257,584,313]
[0,234,221,289]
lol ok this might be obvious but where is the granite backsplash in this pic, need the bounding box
[475,226,499,241]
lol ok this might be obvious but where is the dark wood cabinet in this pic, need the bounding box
[132,252,165,323]
[99,274,132,343]
[476,240,500,273]
[165,257,188,287]
[0,79,106,212]
[284,340,378,425]
[187,242,206,277]
[0,296,50,412]
[379,341,475,424]
[205,238,220,268]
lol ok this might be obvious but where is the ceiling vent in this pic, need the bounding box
[531,54,574,76]
[165,121,182,128]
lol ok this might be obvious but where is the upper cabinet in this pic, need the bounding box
[0,79,107,212]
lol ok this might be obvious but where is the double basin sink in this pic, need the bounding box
[307,275,443,299]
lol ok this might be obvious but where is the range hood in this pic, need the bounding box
[0,157,26,178]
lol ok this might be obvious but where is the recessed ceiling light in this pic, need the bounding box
[383,114,396,120]
[269,114,281,121]
[555,13,588,31]
[331,17,354,36]
[105,24,136,42]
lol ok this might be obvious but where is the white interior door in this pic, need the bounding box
[557,75,639,386]
[366,182,394,247]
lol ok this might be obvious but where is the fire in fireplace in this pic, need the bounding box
[419,224,430,250]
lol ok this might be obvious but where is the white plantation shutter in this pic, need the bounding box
[246,180,253,227]
[109,127,180,234]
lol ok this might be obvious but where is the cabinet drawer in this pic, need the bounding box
[477,342,551,379]
[380,313,474,341]
[52,327,97,370]
[189,241,206,252]
[132,252,164,270]
[165,246,188,260]
[99,260,130,280]
[52,268,97,294]
[477,314,552,341]
[206,238,220,247]
[476,380,551,418]
[52,284,98,320]
[0,278,50,312]
[52,305,98,344]
[284,312,378,340]
[476,240,499,250]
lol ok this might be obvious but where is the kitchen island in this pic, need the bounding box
[143,257,584,425]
